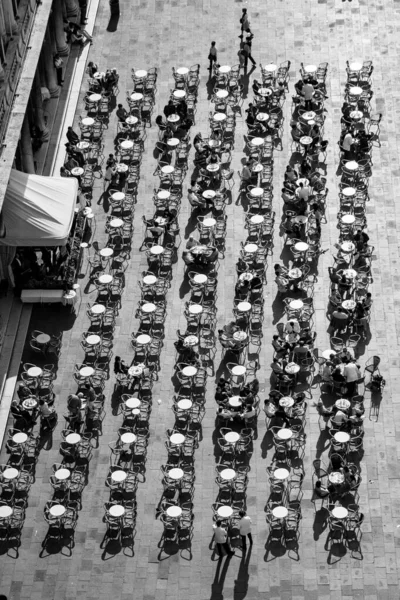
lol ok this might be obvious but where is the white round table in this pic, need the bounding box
[304,64,317,73]
[349,86,363,96]
[335,398,351,410]
[35,333,50,344]
[126,116,138,125]
[167,138,180,147]
[218,65,231,74]
[80,366,94,377]
[342,187,356,197]
[279,396,294,408]
[111,191,125,202]
[22,398,38,410]
[345,161,359,171]
[272,506,289,518]
[27,367,43,378]
[216,90,229,99]
[334,432,350,444]
[128,365,144,376]
[329,472,344,484]
[143,275,157,285]
[116,163,128,173]
[258,87,272,96]
[220,469,236,481]
[125,398,141,409]
[302,111,316,121]
[12,432,28,444]
[120,140,134,150]
[224,432,240,443]
[136,334,151,345]
[206,164,220,172]
[239,272,254,282]
[237,302,251,313]
[3,467,19,480]
[193,274,208,284]
[170,433,186,445]
[65,433,81,445]
[109,219,124,231]
[250,137,264,147]
[81,117,95,126]
[208,139,221,148]
[135,69,147,78]
[166,506,182,518]
[250,215,264,224]
[217,506,233,518]
[158,189,171,200]
[130,92,143,101]
[250,187,264,197]
[342,269,357,279]
[149,246,164,256]
[322,349,336,359]
[300,136,313,146]
[285,363,300,375]
[202,190,216,200]
[273,468,290,480]
[121,432,137,444]
[213,112,227,122]
[188,304,203,314]
[342,300,356,310]
[89,93,101,102]
[111,470,127,482]
[264,63,277,72]
[49,504,66,517]
[173,90,186,99]
[77,141,90,150]
[228,396,242,408]
[182,366,197,377]
[86,335,101,346]
[350,110,363,120]
[294,242,309,252]
[142,303,156,313]
[341,215,355,225]
[256,113,269,122]
[183,335,198,347]
[54,468,71,481]
[109,505,125,517]
[277,429,293,440]
[289,299,304,310]
[332,506,348,519]
[288,268,302,279]
[161,165,175,174]
[98,274,113,285]
[168,468,184,480]
[349,62,362,71]
[231,364,246,375]
[176,67,189,75]
[244,243,258,253]
[177,399,193,410]
[0,506,13,518]
[341,242,355,252]
[203,218,217,227]
[167,114,180,123]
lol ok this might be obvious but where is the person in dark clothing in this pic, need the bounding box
[66,126,80,145]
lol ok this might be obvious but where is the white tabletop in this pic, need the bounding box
[206,163,220,172]
[182,366,198,377]
[194,274,208,284]
[49,504,66,517]
[300,136,313,145]
[161,165,175,174]
[89,93,102,102]
[329,472,344,484]
[219,65,231,74]
[294,242,309,252]
[343,269,357,278]
[285,362,300,374]
[244,243,258,253]
[332,506,348,519]
[289,299,304,309]
[27,366,43,378]
[81,117,95,126]
[250,187,264,197]
[12,432,28,444]
[98,274,113,284]
[120,140,134,150]
[126,115,138,125]
[77,141,90,149]
[168,468,184,480]
[166,506,182,518]
[65,433,81,445]
[288,268,302,280]
[277,429,293,440]
[251,137,264,147]
[111,470,127,482]
[177,399,193,410]
[272,506,289,518]
[109,504,125,517]
[121,432,137,444]
[202,189,216,199]
[335,398,351,410]
[176,67,189,75]
[341,214,355,224]
[116,163,128,172]
[109,219,124,230]
[341,242,355,252]
[224,432,240,443]
[128,365,145,376]
[143,275,157,285]
[136,334,151,345]
[231,364,246,374]
[334,431,350,443]
[273,468,290,480]
[111,191,125,201]
[322,349,336,359]
[228,396,242,407]
[279,396,294,408]
[250,215,264,224]
[258,87,272,96]
[237,301,251,312]
[350,110,363,120]
[183,335,199,347]
[54,468,71,481]
[349,86,363,95]
[173,89,186,98]
[256,112,269,122]
[264,63,277,72]
[202,218,217,227]
[216,89,229,99]
[3,467,19,480]
[349,62,362,71]
[304,64,317,73]
[188,304,203,314]
[167,137,180,147]
[217,505,234,518]
[86,334,101,345]
[125,397,141,409]
[135,69,147,78]
[239,272,254,281]
[130,92,143,101]
[342,187,356,197]
[220,468,236,481]
[0,505,13,518]
[142,303,156,313]
[35,333,51,344]
[342,300,356,310]
[213,113,227,122]
[80,366,94,377]
[170,433,186,445]
[345,161,359,171]
[22,398,38,410]
[167,114,180,123]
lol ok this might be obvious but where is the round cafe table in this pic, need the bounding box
[294,242,309,252]
[286,333,299,344]
[250,187,264,197]
[100,247,114,260]
[109,218,124,229]
[111,470,127,483]
[109,505,125,517]
[218,65,231,74]
[349,62,362,71]
[350,110,363,120]
[188,304,203,314]
[193,274,208,284]
[203,217,217,227]
[191,245,208,255]
[86,335,101,346]
[250,215,264,224]
[120,432,137,445]
[93,72,105,79]
[279,396,294,408]
[334,431,350,444]
[250,137,264,147]
[237,301,251,313]
[170,433,186,445]
[300,136,313,146]
[302,111,316,121]
[128,365,145,376]
[224,432,240,443]
[116,163,128,173]
[288,268,302,279]
[49,504,66,518]
[98,274,113,285]
[157,190,170,199]
[177,399,193,410]
[239,272,254,282]
[273,468,290,480]
[173,90,186,99]
[166,506,182,518]
[244,243,258,253]
[341,241,355,253]
[27,366,43,378]
[167,114,180,123]
[220,469,236,481]
[77,141,90,150]
[111,191,125,202]
[81,117,95,126]
[141,303,156,313]
[256,112,269,122]
[304,64,317,73]
[277,429,293,441]
[322,349,336,360]
[168,468,184,480]
[89,93,102,102]
[125,398,141,409]
[208,139,221,148]
[342,269,357,278]
[342,300,356,310]
[206,164,220,173]
[120,140,134,150]
[335,398,351,410]
[183,335,199,347]
[136,334,151,345]
[341,214,355,225]
[65,433,81,445]
[296,178,309,187]
[149,245,164,255]
[345,161,359,171]
[285,363,300,375]
[342,187,356,197]
[12,432,28,444]
[216,89,229,99]
[143,275,157,285]
[349,86,363,96]
[264,63,277,72]
[167,138,180,147]
[217,506,234,518]
[176,67,189,75]
[228,396,242,408]
[272,506,289,519]
[258,87,272,97]
[54,468,71,481]
[182,366,197,377]
[231,360,247,371]
[292,215,308,225]
[79,366,94,377]
[22,398,38,410]
[135,69,147,78]
[35,333,50,344]
[332,506,349,519]
[3,467,19,480]
[159,163,175,174]
[289,299,304,310]
[0,506,13,519]
[328,472,344,485]
[126,115,138,125]
[203,189,216,200]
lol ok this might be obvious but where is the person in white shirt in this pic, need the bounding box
[303,82,314,109]
[238,510,253,550]
[343,359,361,395]
[342,131,354,158]
[213,520,234,558]
[296,182,310,201]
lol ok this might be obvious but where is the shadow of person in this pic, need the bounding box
[106,13,120,32]
[210,553,233,600]
[233,545,252,600]
[271,293,285,325]
[315,428,330,458]
[313,507,329,541]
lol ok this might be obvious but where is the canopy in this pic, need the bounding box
[0,169,78,247]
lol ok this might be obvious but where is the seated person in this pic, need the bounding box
[281,187,296,204]
[272,334,288,357]
[331,366,345,385]
[285,165,298,183]
[235,278,250,299]
[186,235,199,250]
[188,188,208,209]
[314,480,331,498]
[240,161,254,187]
[284,319,300,334]
[272,406,290,428]
[39,399,57,429]
[114,355,129,375]
[293,340,311,358]
[239,404,257,422]
[299,327,314,345]
[331,409,348,426]
[104,68,118,91]
[330,307,349,333]
[263,400,277,418]
[182,250,195,265]
[216,406,234,420]
[11,400,37,428]
[87,61,99,77]
[116,104,129,122]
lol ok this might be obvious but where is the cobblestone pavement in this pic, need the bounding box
[1,0,399,598]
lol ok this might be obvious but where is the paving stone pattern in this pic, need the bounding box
[1,0,400,598]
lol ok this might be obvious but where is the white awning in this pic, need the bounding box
[0,169,78,246]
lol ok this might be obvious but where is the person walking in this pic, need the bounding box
[238,510,253,550]
[213,520,234,558]
[54,53,64,86]
[208,41,217,74]
[243,35,256,70]
[239,8,250,37]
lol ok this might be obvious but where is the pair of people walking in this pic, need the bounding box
[208,9,255,75]
[213,511,253,559]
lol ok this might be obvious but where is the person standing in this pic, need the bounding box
[208,41,217,74]
[54,53,64,86]
[239,8,250,37]
[213,520,234,558]
[238,510,253,550]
